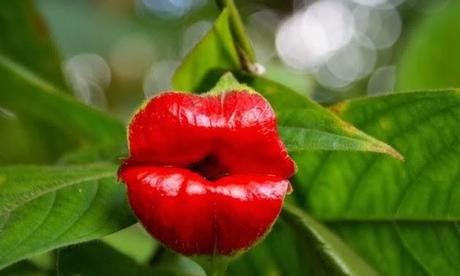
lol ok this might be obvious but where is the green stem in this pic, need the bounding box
[215,0,257,71]
[193,255,230,276]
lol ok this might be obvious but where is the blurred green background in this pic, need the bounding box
[32,0,455,121]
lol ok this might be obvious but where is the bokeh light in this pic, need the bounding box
[276,0,354,70]
[57,0,408,109]
[326,41,377,87]
[350,0,405,9]
[109,33,156,80]
[275,0,405,90]
[353,5,401,49]
[64,53,111,109]
[143,60,180,98]
[247,9,280,63]
[138,0,207,19]
[367,65,396,95]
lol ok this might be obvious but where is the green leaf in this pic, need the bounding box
[291,90,460,275]
[0,260,45,276]
[57,143,128,165]
[282,203,377,276]
[0,1,75,164]
[215,0,256,62]
[0,115,70,164]
[0,164,135,269]
[150,249,205,276]
[397,1,460,90]
[228,204,377,276]
[58,242,184,276]
[193,255,232,276]
[172,8,241,92]
[234,72,314,112]
[278,109,402,159]
[0,54,125,149]
[228,218,310,276]
[242,75,402,159]
[0,0,66,89]
[102,224,157,265]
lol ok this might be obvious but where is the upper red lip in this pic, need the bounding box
[119,90,296,255]
[126,91,295,179]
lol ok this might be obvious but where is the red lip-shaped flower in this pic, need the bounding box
[118,87,296,256]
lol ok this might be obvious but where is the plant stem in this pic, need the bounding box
[214,0,257,73]
[193,255,230,276]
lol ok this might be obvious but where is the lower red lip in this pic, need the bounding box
[119,165,290,255]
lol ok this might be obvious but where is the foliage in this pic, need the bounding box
[0,0,459,275]
[397,0,460,90]
[0,164,134,270]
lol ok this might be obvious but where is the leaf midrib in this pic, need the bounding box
[279,127,402,161]
[281,127,385,150]
[280,126,369,141]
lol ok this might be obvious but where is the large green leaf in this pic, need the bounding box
[279,108,401,158]
[0,54,125,149]
[0,164,135,269]
[397,1,460,90]
[58,242,186,276]
[244,75,402,159]
[291,90,460,275]
[172,8,241,92]
[228,204,377,276]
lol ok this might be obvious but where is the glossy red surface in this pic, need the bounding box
[127,91,295,179]
[119,90,296,256]
[119,165,289,255]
